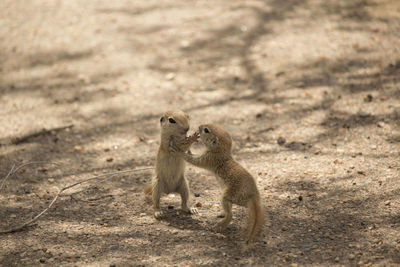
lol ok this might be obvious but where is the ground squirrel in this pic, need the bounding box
[173,124,263,243]
[144,110,199,219]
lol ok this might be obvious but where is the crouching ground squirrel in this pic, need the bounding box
[172,124,263,243]
[144,110,199,219]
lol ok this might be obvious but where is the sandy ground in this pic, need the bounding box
[1,0,400,266]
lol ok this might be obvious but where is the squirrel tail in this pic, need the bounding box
[247,195,263,243]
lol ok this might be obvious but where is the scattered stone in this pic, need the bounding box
[39,259,46,263]
[256,113,262,119]
[277,137,286,145]
[349,254,355,260]
[298,196,303,201]
[165,73,175,81]
[74,145,83,152]
[106,157,113,162]
[364,94,373,102]
[77,74,91,84]
[168,205,174,210]
[385,200,391,206]
[109,263,116,267]
[194,193,200,197]
[48,178,55,183]
[264,186,268,190]
[333,159,343,164]
[180,40,190,48]
[104,148,111,152]
[139,213,146,217]
[335,257,339,262]
[377,121,386,128]
[195,202,202,207]
[358,111,370,118]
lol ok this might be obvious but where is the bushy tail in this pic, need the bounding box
[144,184,153,196]
[247,196,263,243]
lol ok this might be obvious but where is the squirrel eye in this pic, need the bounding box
[204,128,209,133]
[168,118,176,123]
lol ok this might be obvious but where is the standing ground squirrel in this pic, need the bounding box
[173,124,263,243]
[144,110,199,219]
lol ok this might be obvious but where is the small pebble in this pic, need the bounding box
[358,111,370,118]
[165,73,175,80]
[277,137,286,145]
[180,40,190,48]
[377,121,386,128]
[364,94,373,102]
[168,205,174,210]
[106,157,113,162]
[74,145,83,152]
[194,193,200,197]
[195,202,202,207]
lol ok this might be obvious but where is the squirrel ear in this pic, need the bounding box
[160,116,165,124]
[211,136,218,145]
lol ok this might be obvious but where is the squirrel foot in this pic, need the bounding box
[154,210,164,219]
[182,206,198,215]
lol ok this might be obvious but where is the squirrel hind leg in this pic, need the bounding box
[215,197,232,230]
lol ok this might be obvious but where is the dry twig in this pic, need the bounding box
[0,163,153,234]
[0,162,60,192]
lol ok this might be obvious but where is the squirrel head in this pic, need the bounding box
[198,124,232,153]
[160,110,190,137]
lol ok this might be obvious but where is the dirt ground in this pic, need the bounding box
[1,0,400,266]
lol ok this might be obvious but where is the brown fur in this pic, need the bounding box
[144,110,198,218]
[174,124,263,243]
